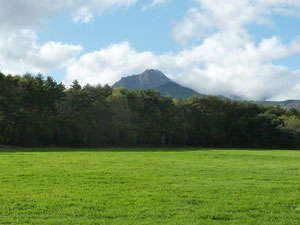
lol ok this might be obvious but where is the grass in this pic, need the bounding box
[0,148,300,225]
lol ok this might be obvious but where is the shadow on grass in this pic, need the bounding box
[0,146,206,153]
[0,146,298,153]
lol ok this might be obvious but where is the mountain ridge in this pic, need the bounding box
[112,69,300,109]
[113,69,202,98]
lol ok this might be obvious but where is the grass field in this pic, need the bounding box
[0,148,300,225]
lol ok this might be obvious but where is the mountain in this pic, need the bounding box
[113,69,170,90]
[113,69,202,98]
[113,70,300,107]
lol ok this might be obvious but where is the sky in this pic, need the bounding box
[1,0,300,100]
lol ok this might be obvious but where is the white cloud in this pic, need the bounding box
[164,0,300,100]
[171,8,215,44]
[0,30,83,75]
[150,0,172,7]
[0,0,139,30]
[0,0,135,74]
[166,35,300,100]
[64,33,300,100]
[70,0,139,23]
[65,42,159,85]
[1,0,300,100]
[142,0,171,11]
[173,0,300,43]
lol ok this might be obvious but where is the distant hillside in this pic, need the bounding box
[256,100,300,110]
[155,82,201,98]
[113,69,202,99]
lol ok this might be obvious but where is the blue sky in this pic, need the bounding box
[1,0,300,100]
[40,1,191,54]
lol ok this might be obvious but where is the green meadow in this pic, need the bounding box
[0,148,300,225]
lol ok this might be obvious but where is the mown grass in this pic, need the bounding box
[0,148,300,225]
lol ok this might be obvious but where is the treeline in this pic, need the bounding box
[1,73,300,148]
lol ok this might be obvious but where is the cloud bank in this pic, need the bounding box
[65,0,300,100]
[0,0,136,75]
[0,30,82,75]
[65,35,300,100]
[65,42,159,85]
[1,0,300,100]
[0,0,139,29]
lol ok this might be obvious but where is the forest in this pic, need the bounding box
[0,73,300,148]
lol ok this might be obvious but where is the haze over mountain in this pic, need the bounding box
[113,69,202,99]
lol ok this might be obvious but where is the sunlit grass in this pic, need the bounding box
[0,148,300,224]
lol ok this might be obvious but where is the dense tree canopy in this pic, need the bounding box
[0,73,299,148]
